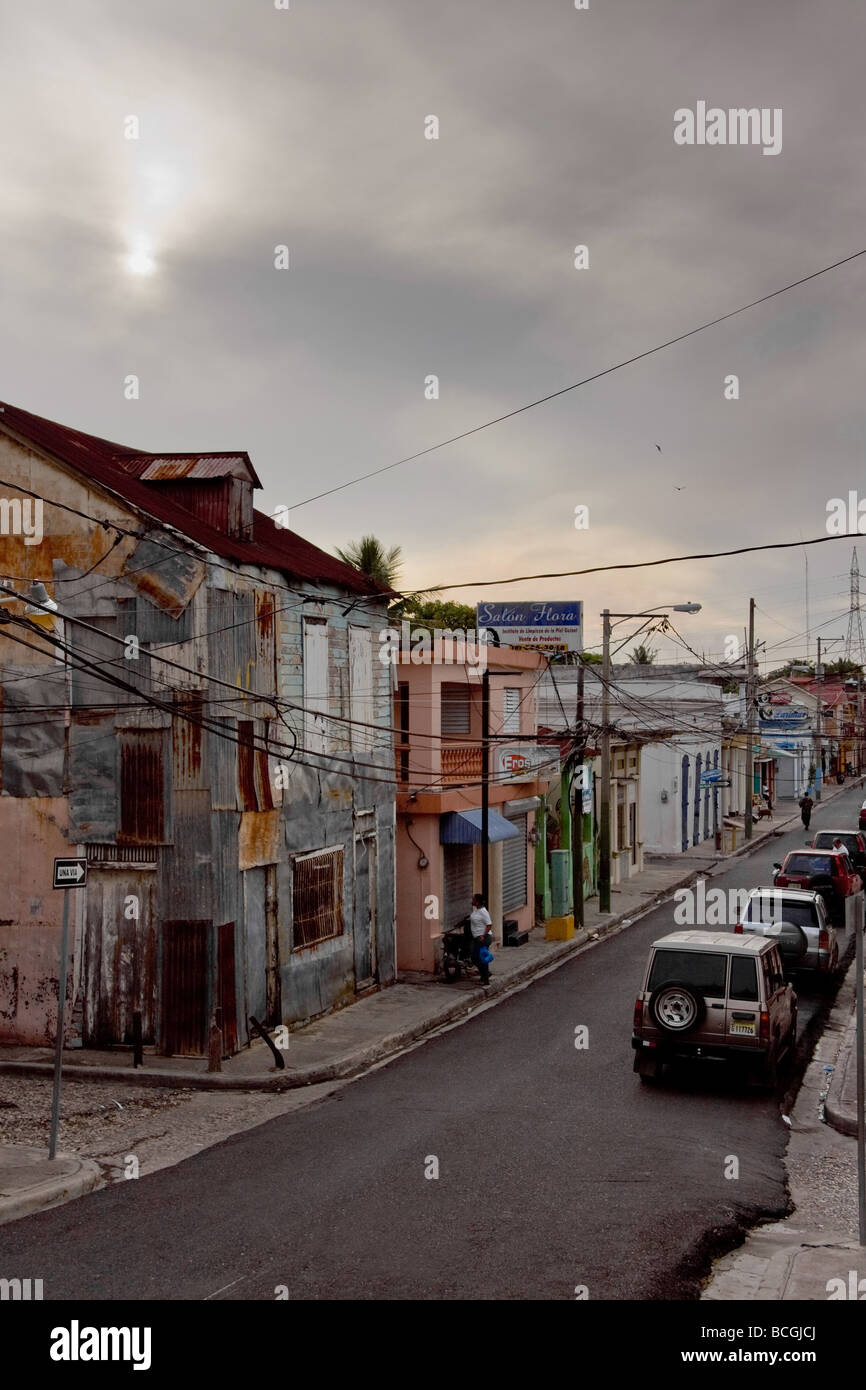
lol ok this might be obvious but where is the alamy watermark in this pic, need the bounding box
[674,103,782,156]
[378,622,489,675]
[0,497,43,545]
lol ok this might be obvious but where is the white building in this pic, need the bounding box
[539,664,728,859]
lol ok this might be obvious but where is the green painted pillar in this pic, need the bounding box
[558,768,573,916]
[535,795,552,920]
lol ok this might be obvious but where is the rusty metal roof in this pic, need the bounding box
[0,401,393,599]
[123,453,258,483]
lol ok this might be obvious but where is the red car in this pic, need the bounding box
[859,800,866,833]
[772,848,862,926]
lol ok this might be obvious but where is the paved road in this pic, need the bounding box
[0,787,860,1301]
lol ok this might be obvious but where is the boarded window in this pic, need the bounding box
[502,687,521,734]
[349,625,374,753]
[238,720,258,812]
[303,618,329,755]
[441,683,470,735]
[119,730,165,844]
[394,683,410,784]
[292,847,344,949]
[238,720,275,812]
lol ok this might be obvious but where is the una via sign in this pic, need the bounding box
[53,858,87,889]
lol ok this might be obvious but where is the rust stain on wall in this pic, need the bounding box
[238,809,281,869]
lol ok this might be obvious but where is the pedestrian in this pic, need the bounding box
[799,792,814,830]
[469,892,493,986]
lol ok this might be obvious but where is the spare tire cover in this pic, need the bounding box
[767,919,808,963]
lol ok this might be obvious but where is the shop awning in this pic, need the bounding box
[439,810,522,844]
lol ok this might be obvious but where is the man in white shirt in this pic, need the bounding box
[469,893,493,986]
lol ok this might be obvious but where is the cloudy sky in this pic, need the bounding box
[3,0,866,666]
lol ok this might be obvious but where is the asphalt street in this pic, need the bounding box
[0,786,860,1301]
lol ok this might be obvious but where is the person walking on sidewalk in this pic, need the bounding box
[469,893,493,986]
[799,792,814,831]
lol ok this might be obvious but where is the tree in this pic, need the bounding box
[628,644,657,665]
[335,535,402,589]
[400,598,476,630]
[824,658,865,680]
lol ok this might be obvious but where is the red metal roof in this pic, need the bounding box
[0,401,392,599]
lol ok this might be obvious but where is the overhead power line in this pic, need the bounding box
[289,246,866,509]
[420,529,863,595]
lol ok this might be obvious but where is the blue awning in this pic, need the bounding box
[440,809,522,844]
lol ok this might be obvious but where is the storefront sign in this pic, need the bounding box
[497,746,559,782]
[476,600,582,653]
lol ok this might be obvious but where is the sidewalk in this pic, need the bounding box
[703,959,866,1300]
[0,779,852,1099]
[0,1145,101,1227]
[0,774,858,1234]
[0,797,799,1096]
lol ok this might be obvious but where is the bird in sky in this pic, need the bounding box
[654,444,662,452]
[673,485,686,491]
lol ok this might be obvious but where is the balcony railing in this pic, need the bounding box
[394,743,484,788]
[441,745,483,782]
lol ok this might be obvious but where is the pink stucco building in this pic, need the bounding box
[393,643,552,973]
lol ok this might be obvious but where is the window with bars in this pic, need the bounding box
[502,687,521,734]
[292,847,344,949]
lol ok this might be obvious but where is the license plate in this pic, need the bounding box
[731,1020,756,1035]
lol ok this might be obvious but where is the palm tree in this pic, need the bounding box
[335,536,402,589]
[628,643,657,665]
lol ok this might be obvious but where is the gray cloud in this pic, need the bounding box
[2,0,866,663]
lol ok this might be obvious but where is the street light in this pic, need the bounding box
[599,602,702,913]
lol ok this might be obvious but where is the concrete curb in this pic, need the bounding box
[0,1148,103,1227]
[824,976,862,1139]
[0,865,705,1093]
[0,779,855,1095]
[702,942,864,1299]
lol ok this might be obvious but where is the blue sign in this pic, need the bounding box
[476,601,582,653]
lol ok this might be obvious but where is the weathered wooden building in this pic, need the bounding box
[0,402,396,1055]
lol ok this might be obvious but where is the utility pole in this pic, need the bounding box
[599,610,612,913]
[745,598,755,842]
[481,666,490,905]
[572,655,585,930]
[816,635,823,801]
[857,895,866,1246]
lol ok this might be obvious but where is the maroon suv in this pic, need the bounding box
[772,848,862,926]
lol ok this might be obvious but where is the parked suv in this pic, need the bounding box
[735,887,839,978]
[632,931,796,1087]
[811,829,866,873]
[772,849,862,925]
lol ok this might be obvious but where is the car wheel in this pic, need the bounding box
[751,1050,778,1091]
[649,982,706,1035]
[783,1012,797,1065]
[634,1052,662,1084]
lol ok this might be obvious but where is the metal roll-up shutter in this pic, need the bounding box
[443,845,474,928]
[502,814,527,911]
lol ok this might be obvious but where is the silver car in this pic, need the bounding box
[735,887,839,977]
